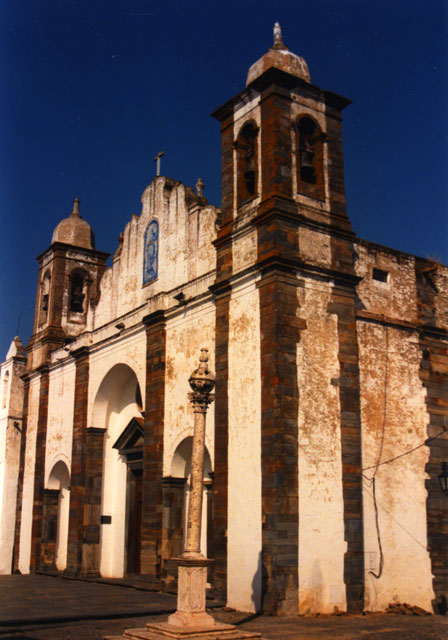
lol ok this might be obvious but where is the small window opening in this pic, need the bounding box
[295,116,326,200]
[40,272,51,323]
[236,123,258,206]
[372,268,388,283]
[298,117,318,184]
[2,371,9,409]
[70,274,85,313]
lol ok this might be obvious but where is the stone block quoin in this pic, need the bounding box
[30,366,49,570]
[64,347,89,575]
[141,310,166,579]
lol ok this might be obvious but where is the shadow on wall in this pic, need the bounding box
[251,551,263,612]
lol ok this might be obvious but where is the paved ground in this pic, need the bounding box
[0,575,179,625]
[0,575,446,640]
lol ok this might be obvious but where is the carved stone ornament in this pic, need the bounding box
[188,348,215,410]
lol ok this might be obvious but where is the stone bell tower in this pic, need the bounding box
[27,198,109,370]
[212,21,354,280]
[212,25,364,614]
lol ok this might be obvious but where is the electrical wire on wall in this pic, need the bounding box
[364,325,389,580]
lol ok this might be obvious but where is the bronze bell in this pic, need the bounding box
[300,150,314,169]
[244,154,255,177]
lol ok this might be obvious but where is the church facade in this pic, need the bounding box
[1,28,447,616]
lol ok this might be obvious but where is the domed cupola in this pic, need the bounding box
[27,197,108,370]
[51,197,95,249]
[246,22,311,87]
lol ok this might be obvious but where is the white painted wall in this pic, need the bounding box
[0,346,25,574]
[164,301,216,477]
[45,363,75,487]
[227,277,262,613]
[89,353,143,578]
[46,460,70,571]
[358,323,434,611]
[297,280,347,614]
[18,375,41,573]
[0,434,21,572]
[91,177,217,331]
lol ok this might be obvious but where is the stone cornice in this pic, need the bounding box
[71,345,90,360]
[37,241,110,263]
[211,68,351,122]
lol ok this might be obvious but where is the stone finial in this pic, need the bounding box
[6,336,25,360]
[72,196,81,217]
[188,348,215,410]
[196,177,204,198]
[114,232,124,258]
[273,22,287,50]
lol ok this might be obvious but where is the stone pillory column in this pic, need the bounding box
[118,349,262,640]
[167,347,216,629]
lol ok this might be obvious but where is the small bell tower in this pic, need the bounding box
[27,198,109,370]
[212,22,354,279]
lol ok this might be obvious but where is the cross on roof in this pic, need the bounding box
[153,151,165,176]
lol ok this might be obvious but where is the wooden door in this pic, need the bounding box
[126,468,142,575]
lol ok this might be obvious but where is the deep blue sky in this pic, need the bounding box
[1,0,447,359]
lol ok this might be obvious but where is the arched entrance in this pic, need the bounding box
[162,437,213,584]
[42,460,70,571]
[113,416,144,574]
[91,363,143,578]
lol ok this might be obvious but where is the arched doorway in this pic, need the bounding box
[91,363,143,578]
[162,437,213,583]
[42,461,70,571]
[113,416,144,575]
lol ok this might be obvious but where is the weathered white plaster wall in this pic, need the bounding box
[45,363,75,487]
[298,227,332,267]
[91,178,217,330]
[297,280,347,614]
[0,415,21,574]
[18,375,41,573]
[227,278,262,613]
[232,229,258,275]
[358,322,434,611]
[0,343,26,574]
[164,301,216,478]
[355,244,417,323]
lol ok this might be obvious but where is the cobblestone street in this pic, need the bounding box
[0,576,446,639]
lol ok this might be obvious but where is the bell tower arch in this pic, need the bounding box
[27,198,109,370]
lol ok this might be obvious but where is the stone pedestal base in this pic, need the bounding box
[167,557,214,629]
[104,558,262,639]
[107,622,261,638]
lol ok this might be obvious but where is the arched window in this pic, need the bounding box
[295,116,326,200]
[69,271,86,314]
[40,271,51,324]
[2,371,9,409]
[235,122,259,207]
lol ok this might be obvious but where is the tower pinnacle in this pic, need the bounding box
[273,22,287,49]
[72,197,81,217]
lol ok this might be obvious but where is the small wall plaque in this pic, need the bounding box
[100,515,112,524]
